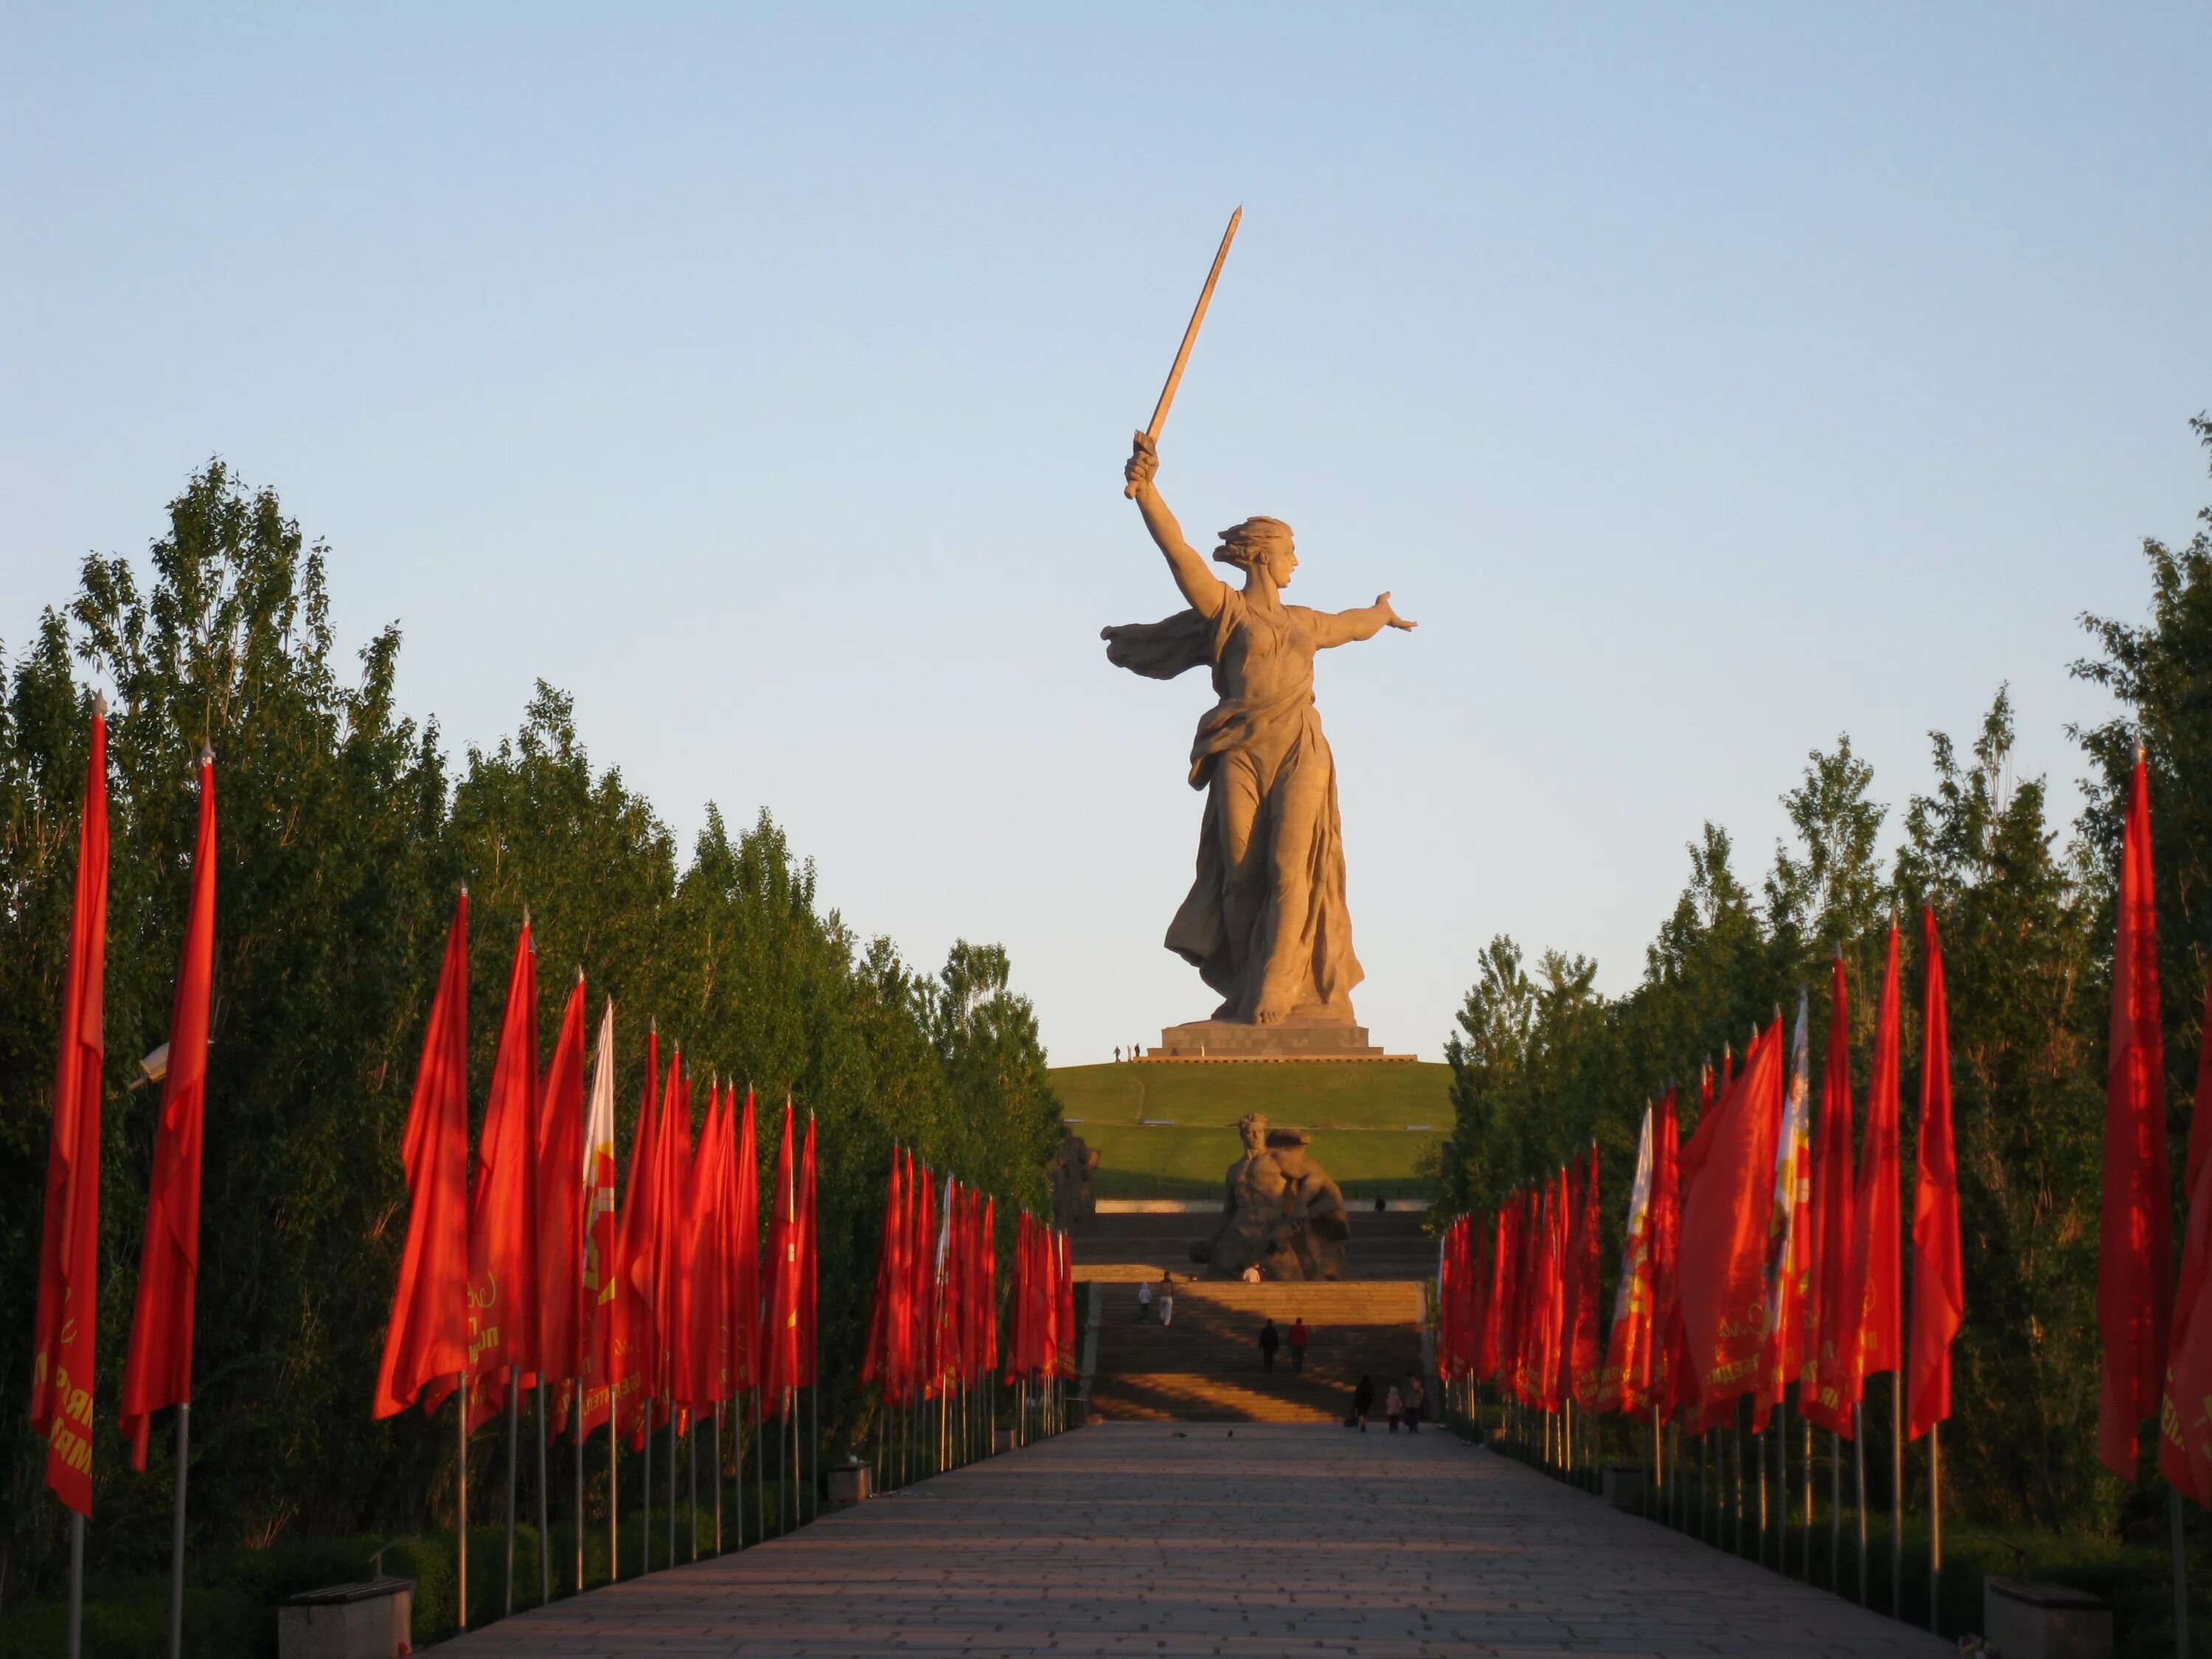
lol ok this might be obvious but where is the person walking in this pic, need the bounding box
[1353,1374,1374,1431]
[1158,1274,1175,1328]
[1288,1317,1308,1373]
[1385,1382,1404,1433]
[1259,1318,1281,1373]
[1136,1279,1153,1322]
[1404,1374,1425,1433]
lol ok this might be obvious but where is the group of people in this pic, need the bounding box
[1110,1045,1147,1061]
[1350,1372,1425,1433]
[1255,1316,1309,1373]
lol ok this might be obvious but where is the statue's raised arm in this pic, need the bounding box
[1123,434,1227,619]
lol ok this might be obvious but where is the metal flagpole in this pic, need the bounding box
[1803,1412,1814,1580]
[689,1415,699,1561]
[504,1381,520,1615]
[536,1380,551,1604]
[2171,1484,2192,1659]
[1929,1422,1942,1634]
[665,1399,677,1566]
[1829,1427,1841,1590]
[458,1377,470,1630]
[639,1404,651,1575]
[574,1397,586,1593]
[1854,1403,1868,1604]
[713,1403,723,1554]
[167,1404,189,1659]
[810,1384,819,1523]
[754,1389,765,1540]
[608,1403,619,1582]
[1891,1376,1903,1619]
[735,1395,746,1548]
[67,1510,84,1659]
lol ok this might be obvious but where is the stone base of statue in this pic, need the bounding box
[1189,1116,1351,1281]
[1152,1014,1386,1060]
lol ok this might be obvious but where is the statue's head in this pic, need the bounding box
[1214,518,1296,588]
[1237,1112,1269,1154]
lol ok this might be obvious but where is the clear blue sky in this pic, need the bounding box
[5,6,2209,1065]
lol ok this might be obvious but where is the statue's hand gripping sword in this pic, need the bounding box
[1125,206,1242,498]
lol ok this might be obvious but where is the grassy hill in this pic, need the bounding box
[1050,1060,1451,1201]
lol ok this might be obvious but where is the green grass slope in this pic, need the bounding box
[1051,1060,1451,1200]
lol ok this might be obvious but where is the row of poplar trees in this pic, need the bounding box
[1436,416,2212,1538]
[0,462,1065,1601]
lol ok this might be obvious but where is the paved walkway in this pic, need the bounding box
[443,1424,1948,1657]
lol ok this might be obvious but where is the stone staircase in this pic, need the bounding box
[1070,1208,1440,1281]
[1084,1279,1427,1423]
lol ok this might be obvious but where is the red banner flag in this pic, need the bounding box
[372,894,470,1422]
[535,973,587,1430]
[982,1196,1000,1376]
[1601,1109,1656,1415]
[609,1029,661,1447]
[576,998,619,1436]
[467,922,540,1427]
[863,1152,906,1397]
[2102,754,2173,1478]
[678,1084,731,1408]
[1757,997,1815,1429]
[762,1101,801,1409]
[728,1090,760,1397]
[1851,925,1904,1388]
[798,1113,818,1389]
[655,1056,693,1415]
[121,749,215,1470]
[1679,1019,1785,1414]
[1571,1145,1604,1411]
[1908,906,1964,1441]
[32,706,110,1512]
[2160,978,2212,1503]
[1648,1091,1686,1421]
[1801,956,1860,1436]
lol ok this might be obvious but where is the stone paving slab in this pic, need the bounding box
[441,1424,1950,1658]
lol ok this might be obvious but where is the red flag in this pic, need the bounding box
[535,973,586,1430]
[798,1113,818,1388]
[576,999,619,1436]
[1571,1145,1603,1411]
[1482,1197,1514,1383]
[32,706,110,1512]
[1908,906,1964,1441]
[1679,1020,1785,1414]
[1851,925,1905,1388]
[728,1089,761,1396]
[2160,978,2212,1502]
[1756,999,1815,1429]
[609,1029,660,1447]
[678,1084,731,1408]
[372,893,470,1422]
[1801,956,1860,1436]
[982,1197,1000,1377]
[762,1101,801,1409]
[1648,1091,1685,1420]
[654,1057,693,1413]
[863,1152,906,1396]
[467,922,540,1427]
[2102,754,2173,1478]
[121,749,215,1470]
[1601,1109,1656,1416]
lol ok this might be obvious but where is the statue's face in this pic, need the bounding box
[1260,539,1298,588]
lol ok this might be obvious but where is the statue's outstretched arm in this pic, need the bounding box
[1311,591,1419,647]
[1124,432,1226,619]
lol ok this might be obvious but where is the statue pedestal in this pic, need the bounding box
[1151,1018,1388,1060]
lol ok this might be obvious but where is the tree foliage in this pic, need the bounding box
[1437,420,2212,1532]
[0,463,1060,1598]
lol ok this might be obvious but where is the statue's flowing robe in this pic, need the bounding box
[1103,594,1362,1021]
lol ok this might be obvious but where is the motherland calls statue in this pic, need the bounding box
[1191,1113,1350,1281]
[1104,433,1415,1051]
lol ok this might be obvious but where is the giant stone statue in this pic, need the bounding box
[1105,433,1415,1057]
[1191,1113,1350,1281]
